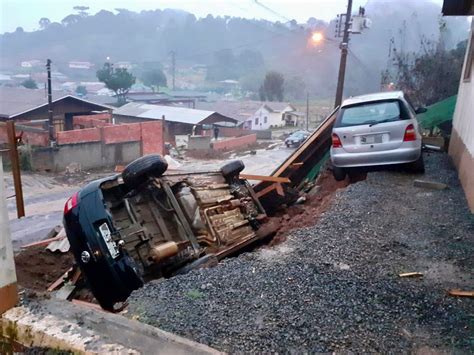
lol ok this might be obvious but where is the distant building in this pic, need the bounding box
[20,60,42,68]
[244,103,302,130]
[0,87,112,131]
[115,61,132,70]
[68,61,93,69]
[113,102,237,138]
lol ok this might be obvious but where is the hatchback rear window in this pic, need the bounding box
[337,100,402,127]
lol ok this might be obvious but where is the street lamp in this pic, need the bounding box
[311,31,324,44]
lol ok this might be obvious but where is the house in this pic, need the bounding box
[113,102,237,139]
[195,100,265,126]
[244,103,302,130]
[0,87,112,132]
[68,61,93,69]
[20,60,42,68]
[442,0,474,212]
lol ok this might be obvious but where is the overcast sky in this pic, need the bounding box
[1,0,444,34]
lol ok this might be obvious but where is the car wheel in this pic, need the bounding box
[333,166,347,181]
[221,160,245,179]
[408,153,425,174]
[122,154,168,188]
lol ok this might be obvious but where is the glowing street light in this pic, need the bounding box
[311,32,324,44]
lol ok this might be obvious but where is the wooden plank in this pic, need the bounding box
[47,267,73,292]
[275,183,284,196]
[448,289,474,298]
[21,235,65,249]
[239,174,291,183]
[398,272,423,278]
[255,183,277,199]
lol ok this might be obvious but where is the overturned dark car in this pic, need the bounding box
[64,155,273,309]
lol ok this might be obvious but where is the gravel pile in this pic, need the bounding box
[128,152,474,353]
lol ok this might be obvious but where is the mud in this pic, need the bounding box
[14,246,75,291]
[270,168,350,245]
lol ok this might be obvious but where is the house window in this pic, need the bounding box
[255,117,259,125]
[264,116,267,123]
[463,31,473,82]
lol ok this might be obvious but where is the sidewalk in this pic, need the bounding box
[1,298,221,354]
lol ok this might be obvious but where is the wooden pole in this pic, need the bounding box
[6,121,25,218]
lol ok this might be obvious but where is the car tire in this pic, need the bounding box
[408,153,425,174]
[122,154,168,188]
[221,160,245,179]
[333,166,347,181]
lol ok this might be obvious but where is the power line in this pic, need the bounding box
[252,0,291,22]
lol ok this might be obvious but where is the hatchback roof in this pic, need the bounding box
[341,91,404,108]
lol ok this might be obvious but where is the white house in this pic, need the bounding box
[244,103,303,130]
[444,0,474,212]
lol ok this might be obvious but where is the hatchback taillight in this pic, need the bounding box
[332,133,343,148]
[403,124,416,142]
[64,192,79,215]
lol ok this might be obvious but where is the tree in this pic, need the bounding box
[61,14,81,26]
[21,79,38,89]
[39,18,51,29]
[97,63,135,104]
[73,6,90,17]
[75,85,87,96]
[261,71,285,102]
[141,68,167,92]
[389,39,466,106]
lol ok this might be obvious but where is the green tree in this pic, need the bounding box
[75,85,87,96]
[141,68,167,92]
[262,71,284,102]
[21,78,38,89]
[97,63,135,104]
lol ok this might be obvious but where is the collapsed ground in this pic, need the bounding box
[127,152,474,353]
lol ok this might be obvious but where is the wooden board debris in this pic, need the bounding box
[413,180,448,190]
[398,272,424,278]
[448,289,474,298]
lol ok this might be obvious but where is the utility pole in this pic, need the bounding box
[334,0,353,108]
[170,51,176,91]
[306,92,309,130]
[46,59,55,145]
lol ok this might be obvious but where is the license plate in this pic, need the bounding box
[361,135,383,144]
[99,223,119,258]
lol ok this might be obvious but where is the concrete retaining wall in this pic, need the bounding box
[212,134,257,151]
[0,156,18,314]
[203,128,272,140]
[33,141,142,171]
[188,135,212,150]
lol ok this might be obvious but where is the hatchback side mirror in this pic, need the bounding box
[415,107,427,114]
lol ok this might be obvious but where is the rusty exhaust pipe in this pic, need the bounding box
[149,241,179,263]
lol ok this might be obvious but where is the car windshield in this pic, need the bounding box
[338,100,401,127]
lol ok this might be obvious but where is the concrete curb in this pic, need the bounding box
[1,299,222,354]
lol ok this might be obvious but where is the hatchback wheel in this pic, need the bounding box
[333,166,347,181]
[408,153,425,174]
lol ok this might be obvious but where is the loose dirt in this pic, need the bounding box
[270,168,349,245]
[14,246,74,291]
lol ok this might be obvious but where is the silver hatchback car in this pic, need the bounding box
[330,91,425,181]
